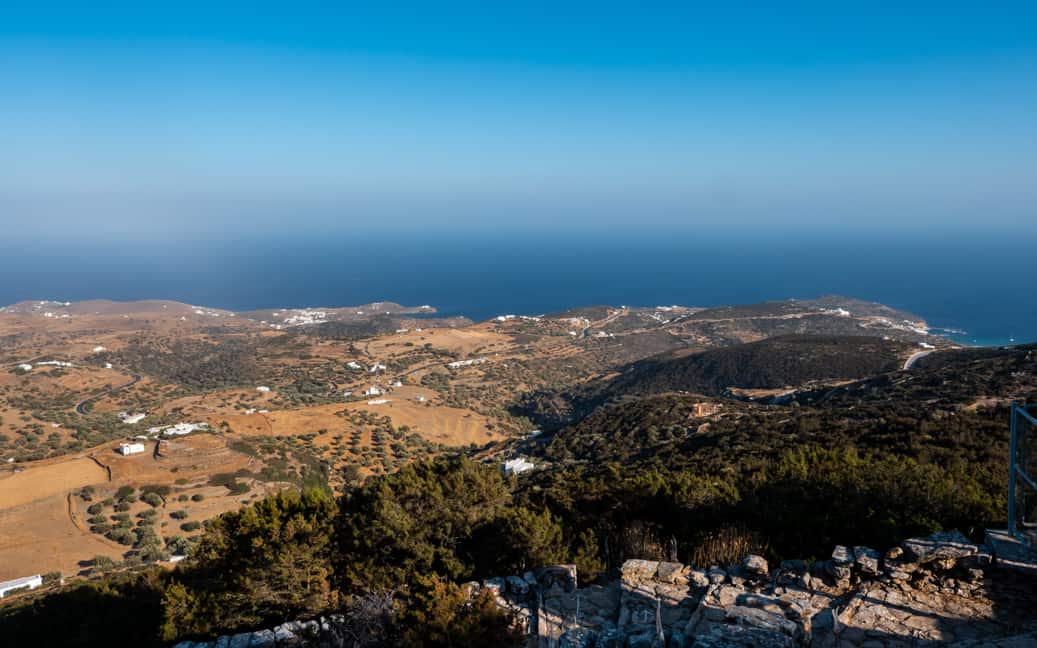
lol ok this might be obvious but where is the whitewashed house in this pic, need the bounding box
[256,386,271,393]
[363,386,383,397]
[118,442,146,456]
[502,457,535,476]
[0,574,43,598]
[17,364,33,372]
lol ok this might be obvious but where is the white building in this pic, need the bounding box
[17,364,33,372]
[363,386,383,396]
[346,361,363,370]
[369,363,387,373]
[415,395,427,402]
[148,422,209,437]
[0,574,43,598]
[502,457,535,476]
[447,358,486,369]
[37,360,73,368]
[92,346,107,353]
[256,386,271,393]
[118,442,146,456]
[390,380,403,388]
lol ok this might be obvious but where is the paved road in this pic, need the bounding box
[74,374,142,415]
[903,349,935,371]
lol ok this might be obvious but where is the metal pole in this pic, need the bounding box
[1009,403,1018,538]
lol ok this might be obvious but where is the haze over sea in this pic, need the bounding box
[2,227,1033,347]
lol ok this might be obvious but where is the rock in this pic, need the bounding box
[707,567,726,584]
[227,634,251,648]
[779,559,807,574]
[538,565,578,593]
[656,561,687,584]
[689,569,710,588]
[901,530,976,564]
[273,622,301,645]
[621,559,660,585]
[726,605,798,637]
[853,546,881,574]
[247,629,276,648]
[690,624,795,647]
[743,554,769,576]
[831,545,853,566]
[885,546,904,560]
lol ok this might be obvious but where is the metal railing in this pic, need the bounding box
[1009,403,1037,540]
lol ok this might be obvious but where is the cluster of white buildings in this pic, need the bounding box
[447,358,486,369]
[277,309,328,326]
[145,422,209,437]
[502,457,535,476]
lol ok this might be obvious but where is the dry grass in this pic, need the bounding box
[0,457,108,509]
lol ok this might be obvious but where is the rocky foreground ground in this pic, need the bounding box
[173,531,1037,648]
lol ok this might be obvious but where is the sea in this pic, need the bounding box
[1,228,1034,347]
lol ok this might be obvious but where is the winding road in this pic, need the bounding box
[903,350,935,371]
[74,374,142,415]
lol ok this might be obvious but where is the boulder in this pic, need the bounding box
[831,545,853,566]
[273,622,301,645]
[656,561,687,584]
[902,531,976,564]
[743,554,769,576]
[621,559,660,585]
[689,569,710,588]
[853,546,881,575]
[706,567,726,584]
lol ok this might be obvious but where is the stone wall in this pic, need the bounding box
[173,530,1037,648]
[480,530,1037,648]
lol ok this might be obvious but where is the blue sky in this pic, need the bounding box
[2,2,1036,239]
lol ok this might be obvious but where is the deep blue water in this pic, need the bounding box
[1,229,1034,346]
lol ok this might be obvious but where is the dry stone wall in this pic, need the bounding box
[172,531,1037,648]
